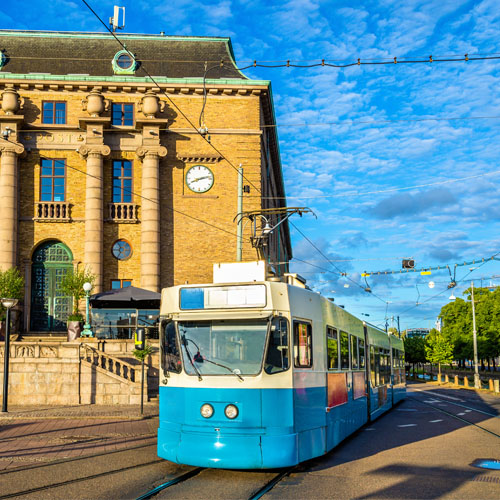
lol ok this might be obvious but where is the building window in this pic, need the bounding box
[40,159,65,202]
[42,101,66,124]
[112,103,134,126]
[112,50,138,75]
[111,279,132,289]
[112,160,133,203]
[112,240,132,260]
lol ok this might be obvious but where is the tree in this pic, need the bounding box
[425,328,454,377]
[403,335,426,377]
[0,267,24,321]
[60,267,95,322]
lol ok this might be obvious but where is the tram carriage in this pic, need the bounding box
[157,262,406,469]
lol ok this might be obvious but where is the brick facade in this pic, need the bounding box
[0,31,291,333]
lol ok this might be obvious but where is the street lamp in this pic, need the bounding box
[2,298,18,413]
[81,282,93,338]
[470,281,480,389]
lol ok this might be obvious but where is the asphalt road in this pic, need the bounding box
[1,383,498,499]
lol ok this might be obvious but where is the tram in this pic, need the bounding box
[157,262,406,469]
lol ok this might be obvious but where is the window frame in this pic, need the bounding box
[350,334,359,370]
[112,159,133,203]
[293,320,313,368]
[340,330,350,370]
[40,158,66,202]
[112,102,134,126]
[326,326,339,370]
[111,279,132,289]
[111,239,133,261]
[264,316,290,375]
[42,100,67,125]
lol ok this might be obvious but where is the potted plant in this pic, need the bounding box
[60,267,95,341]
[0,267,24,340]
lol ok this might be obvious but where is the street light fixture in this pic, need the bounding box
[2,298,18,413]
[81,282,93,338]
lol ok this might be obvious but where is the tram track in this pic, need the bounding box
[408,395,500,440]
[135,466,296,500]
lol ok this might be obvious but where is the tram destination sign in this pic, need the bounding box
[180,285,267,310]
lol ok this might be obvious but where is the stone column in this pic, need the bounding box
[78,145,110,293]
[0,142,24,271]
[136,146,167,292]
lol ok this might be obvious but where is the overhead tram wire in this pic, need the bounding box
[289,222,389,304]
[79,0,262,195]
[37,153,243,240]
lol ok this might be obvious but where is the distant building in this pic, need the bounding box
[405,328,430,338]
[0,30,291,334]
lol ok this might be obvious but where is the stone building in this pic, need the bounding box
[0,30,291,335]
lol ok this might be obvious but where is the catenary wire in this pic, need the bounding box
[79,0,263,195]
[37,152,244,239]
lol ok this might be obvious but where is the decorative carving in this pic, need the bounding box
[136,145,167,159]
[1,88,23,115]
[176,153,222,164]
[0,139,25,156]
[16,345,34,358]
[82,89,110,117]
[40,346,57,358]
[138,90,165,118]
[76,144,111,158]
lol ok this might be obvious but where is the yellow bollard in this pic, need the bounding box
[464,376,469,388]
[489,379,494,391]
[445,374,449,384]
[494,379,499,394]
[454,375,459,386]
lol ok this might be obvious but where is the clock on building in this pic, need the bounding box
[185,165,214,193]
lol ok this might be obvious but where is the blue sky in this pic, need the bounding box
[2,0,500,330]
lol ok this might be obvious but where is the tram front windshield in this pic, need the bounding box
[178,319,268,376]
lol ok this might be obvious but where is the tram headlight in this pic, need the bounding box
[200,403,214,418]
[224,404,239,419]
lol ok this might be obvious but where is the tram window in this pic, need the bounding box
[375,347,381,386]
[350,335,358,369]
[370,345,376,386]
[161,320,181,374]
[359,339,365,368]
[265,317,289,374]
[294,321,313,368]
[392,348,397,368]
[340,331,349,369]
[326,327,338,370]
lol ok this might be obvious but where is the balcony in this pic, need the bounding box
[107,203,139,223]
[34,202,71,222]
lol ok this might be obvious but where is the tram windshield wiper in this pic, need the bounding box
[180,335,203,381]
[199,356,245,382]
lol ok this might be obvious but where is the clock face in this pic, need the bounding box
[186,165,214,193]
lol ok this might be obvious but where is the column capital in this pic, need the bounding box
[77,144,111,158]
[0,139,25,156]
[136,145,167,160]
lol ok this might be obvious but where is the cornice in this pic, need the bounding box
[176,153,222,164]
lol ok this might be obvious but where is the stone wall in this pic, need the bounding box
[0,340,158,405]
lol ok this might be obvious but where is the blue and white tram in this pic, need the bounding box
[157,270,405,469]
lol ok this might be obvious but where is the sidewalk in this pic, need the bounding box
[0,403,159,471]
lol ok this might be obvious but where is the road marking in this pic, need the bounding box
[457,412,466,416]
[397,408,418,411]
[398,424,417,427]
[364,428,376,431]
[424,400,440,403]
[465,410,472,413]
[417,390,464,402]
[429,419,443,423]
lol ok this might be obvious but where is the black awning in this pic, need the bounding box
[90,286,160,308]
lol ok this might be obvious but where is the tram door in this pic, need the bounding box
[30,241,73,331]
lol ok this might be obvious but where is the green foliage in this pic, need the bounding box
[439,287,500,365]
[0,267,24,321]
[404,336,426,364]
[133,343,154,361]
[60,267,95,317]
[425,328,454,373]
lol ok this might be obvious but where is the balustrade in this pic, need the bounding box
[108,203,139,222]
[35,202,71,221]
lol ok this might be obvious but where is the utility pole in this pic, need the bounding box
[471,281,480,389]
[397,316,401,338]
[236,165,243,261]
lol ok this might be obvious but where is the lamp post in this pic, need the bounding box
[2,298,18,413]
[471,281,480,389]
[81,282,93,338]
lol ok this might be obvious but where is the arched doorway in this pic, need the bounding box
[30,241,73,332]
